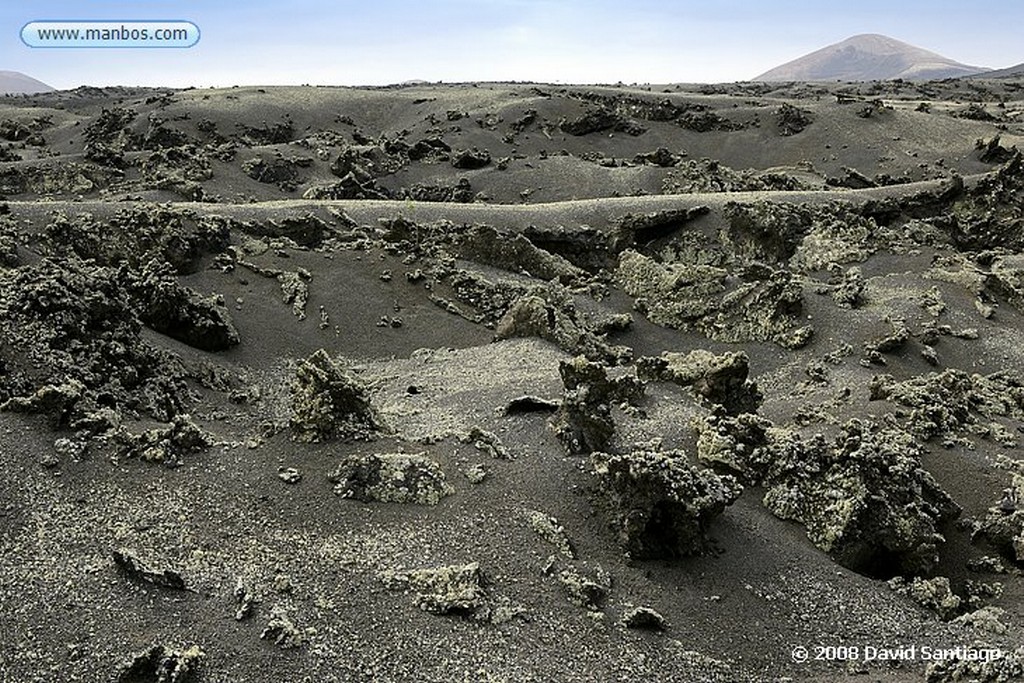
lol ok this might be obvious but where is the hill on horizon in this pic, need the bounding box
[0,70,54,94]
[972,62,1024,78]
[754,34,989,82]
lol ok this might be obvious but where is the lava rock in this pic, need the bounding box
[592,449,742,559]
[550,356,644,456]
[290,349,383,443]
[637,349,762,415]
[116,643,204,683]
[328,452,452,505]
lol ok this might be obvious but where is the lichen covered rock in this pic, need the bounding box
[615,250,811,349]
[494,291,628,362]
[887,575,963,620]
[328,452,452,505]
[622,606,669,631]
[638,349,762,415]
[975,474,1024,566]
[592,449,742,559]
[0,258,191,426]
[128,260,240,352]
[525,509,576,559]
[380,563,508,619]
[694,409,774,480]
[290,349,382,443]
[869,370,1024,442]
[550,356,643,455]
[115,414,213,466]
[759,420,960,576]
[558,563,612,611]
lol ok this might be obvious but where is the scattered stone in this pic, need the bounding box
[975,474,1024,566]
[277,467,302,484]
[117,643,205,683]
[558,563,611,611]
[592,449,742,558]
[662,159,806,194]
[53,436,87,461]
[924,645,1024,683]
[260,606,307,649]
[775,103,813,136]
[290,349,383,443]
[380,563,512,620]
[328,452,452,505]
[953,606,1009,635]
[864,318,910,356]
[967,555,1008,574]
[525,509,576,559]
[233,579,256,621]
[827,166,877,189]
[504,395,560,415]
[463,463,487,484]
[241,156,309,189]
[405,178,474,203]
[869,370,1024,442]
[113,549,187,591]
[115,415,213,466]
[976,135,1016,164]
[622,606,669,631]
[561,108,642,136]
[450,427,508,460]
[634,147,682,167]
[887,575,962,620]
[278,270,311,320]
[450,148,491,169]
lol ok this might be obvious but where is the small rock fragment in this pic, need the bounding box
[260,606,306,649]
[277,467,302,484]
[622,606,669,631]
[328,452,452,505]
[113,549,187,591]
[525,510,576,559]
[117,643,205,683]
[558,564,611,611]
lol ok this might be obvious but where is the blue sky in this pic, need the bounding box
[3,1,1023,88]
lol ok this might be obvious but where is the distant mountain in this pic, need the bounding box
[754,34,989,82]
[0,71,54,94]
[971,62,1024,79]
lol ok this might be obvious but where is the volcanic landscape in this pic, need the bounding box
[1,77,1024,682]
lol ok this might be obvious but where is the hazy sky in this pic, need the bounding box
[4,0,1023,88]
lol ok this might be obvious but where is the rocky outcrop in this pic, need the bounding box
[550,356,643,456]
[638,350,762,415]
[616,250,811,349]
[290,349,383,443]
[759,421,960,576]
[592,449,742,559]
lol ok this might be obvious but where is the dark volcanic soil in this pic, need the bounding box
[2,79,1024,683]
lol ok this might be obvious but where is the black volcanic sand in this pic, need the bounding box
[1,80,1024,682]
